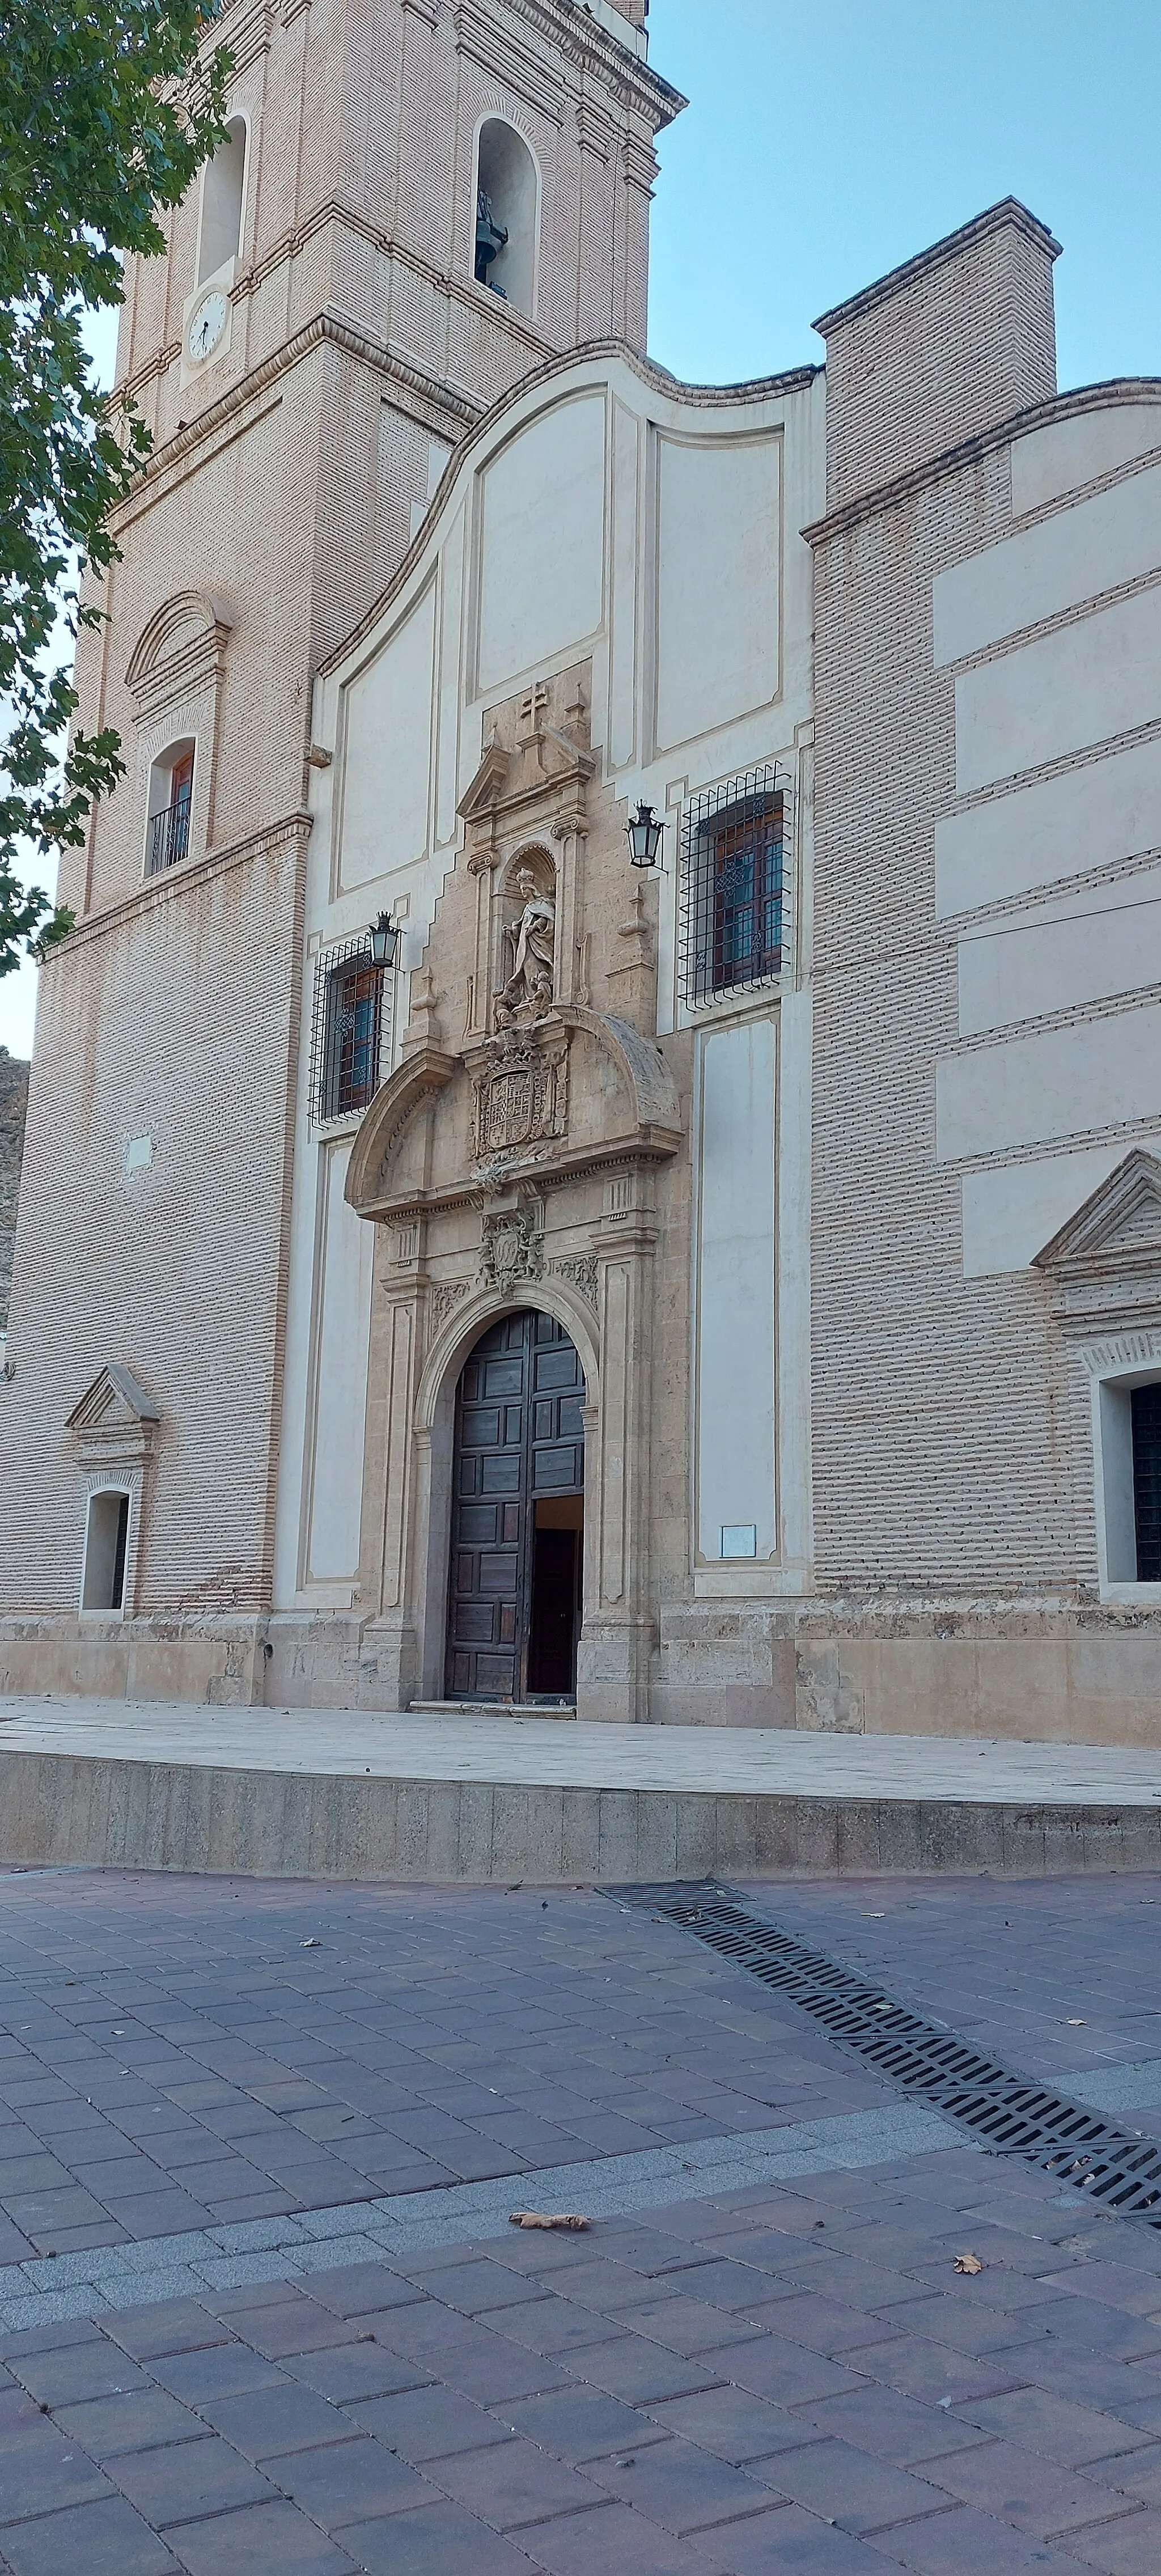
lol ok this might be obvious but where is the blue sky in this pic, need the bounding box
[3,0,1158,1054]
[648,0,1161,391]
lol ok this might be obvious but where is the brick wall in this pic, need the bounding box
[816,200,1058,510]
[2,827,304,1614]
[808,212,1095,1596]
[0,1051,29,1335]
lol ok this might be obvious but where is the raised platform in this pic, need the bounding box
[1,1698,1159,1880]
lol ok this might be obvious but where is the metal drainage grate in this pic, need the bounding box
[611,1882,1161,2225]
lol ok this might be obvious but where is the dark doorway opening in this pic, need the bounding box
[446,1308,584,1702]
[528,1494,583,1695]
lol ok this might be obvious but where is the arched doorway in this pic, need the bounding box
[446,1308,584,1702]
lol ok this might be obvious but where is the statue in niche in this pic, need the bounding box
[494,866,556,1029]
[475,190,509,293]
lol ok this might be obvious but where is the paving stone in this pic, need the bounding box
[852,2336,1044,2409]
[351,2384,514,2460]
[215,2303,359,2361]
[198,2384,354,2460]
[0,2494,179,2575]
[960,2386,1154,2468]
[342,2497,561,2573]
[645,2383,814,2463]
[280,2342,432,2404]
[801,2384,993,2467]
[587,2433,787,2532]
[501,2498,718,2574]
[747,2434,945,2535]
[562,2334,728,2406]
[621,2300,771,2361]
[490,2294,627,2358]
[1063,2508,1161,2571]
[54,2387,203,2456]
[925,2434,1145,2539]
[111,2436,278,2527]
[711,2504,893,2573]
[0,2421,113,2518]
[865,2502,1108,2571]
[103,2302,230,2362]
[166,2498,355,2575]
[707,2335,862,2409]
[501,2384,663,2463]
[7,2338,147,2406]
[150,2344,290,2402]
[270,2431,432,2525]
[431,2433,606,2529]
[289,2266,423,2319]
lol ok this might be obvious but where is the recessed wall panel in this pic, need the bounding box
[955,588,1161,793]
[476,395,606,693]
[306,1142,374,1583]
[934,462,1161,666]
[696,1019,777,1561]
[936,734,1161,918]
[340,584,437,888]
[937,1004,1161,1162]
[655,432,780,753]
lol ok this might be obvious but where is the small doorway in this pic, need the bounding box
[446,1308,584,1701]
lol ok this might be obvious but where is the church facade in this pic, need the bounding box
[4,0,1161,1744]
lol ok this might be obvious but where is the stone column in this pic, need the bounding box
[355,1219,426,1708]
[576,1165,658,1723]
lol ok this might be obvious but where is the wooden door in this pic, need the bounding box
[446,1309,584,1700]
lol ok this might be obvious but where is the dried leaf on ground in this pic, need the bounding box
[954,2252,983,2275]
[510,2209,590,2231]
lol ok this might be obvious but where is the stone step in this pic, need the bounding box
[409,1699,577,1720]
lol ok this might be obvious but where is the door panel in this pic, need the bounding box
[445,1308,585,1700]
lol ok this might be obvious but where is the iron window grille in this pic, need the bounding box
[310,934,396,1129]
[679,765,788,1009]
[145,789,192,876]
[1132,1383,1161,1581]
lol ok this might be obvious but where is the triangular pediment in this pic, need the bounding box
[456,742,511,820]
[1033,1150,1161,1274]
[66,1363,162,1435]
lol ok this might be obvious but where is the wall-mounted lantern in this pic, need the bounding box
[625,802,663,868]
[369,912,400,967]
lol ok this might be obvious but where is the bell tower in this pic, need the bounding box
[61,0,683,923]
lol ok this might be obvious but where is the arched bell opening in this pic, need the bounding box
[444,1307,585,1704]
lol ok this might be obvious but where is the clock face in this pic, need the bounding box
[188,291,227,362]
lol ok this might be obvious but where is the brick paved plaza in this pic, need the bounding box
[5,1869,1161,2570]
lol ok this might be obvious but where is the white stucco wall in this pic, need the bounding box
[934,396,1161,1279]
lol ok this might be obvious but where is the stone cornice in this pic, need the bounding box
[109,312,483,531]
[43,812,313,963]
[812,197,1061,340]
[803,376,1161,545]
[481,0,684,126]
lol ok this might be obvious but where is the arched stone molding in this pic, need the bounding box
[345,1005,679,1223]
[125,592,234,869]
[414,1276,600,1434]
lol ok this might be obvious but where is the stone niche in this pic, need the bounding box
[344,663,681,1719]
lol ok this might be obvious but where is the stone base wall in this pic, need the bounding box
[0,1747,1156,1882]
[4,1602,1160,1748]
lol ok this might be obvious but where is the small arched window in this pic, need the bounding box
[474,120,538,317]
[145,739,194,876]
[197,116,247,283]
